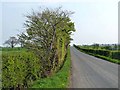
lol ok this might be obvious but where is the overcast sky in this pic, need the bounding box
[0,0,119,46]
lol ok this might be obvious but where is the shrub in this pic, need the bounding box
[32,48,71,88]
[110,51,120,60]
[2,51,40,89]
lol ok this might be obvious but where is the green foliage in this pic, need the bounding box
[19,7,75,77]
[1,47,26,51]
[80,48,110,57]
[32,48,71,88]
[93,54,120,64]
[74,44,120,64]
[2,7,75,89]
[2,51,41,88]
[110,51,120,60]
[78,44,119,50]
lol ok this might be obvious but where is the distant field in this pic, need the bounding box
[1,47,26,52]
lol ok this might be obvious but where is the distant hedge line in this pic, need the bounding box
[74,45,120,60]
[2,47,26,51]
[2,51,41,88]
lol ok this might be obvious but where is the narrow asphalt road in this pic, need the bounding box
[70,47,118,88]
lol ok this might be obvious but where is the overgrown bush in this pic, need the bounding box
[19,7,75,76]
[32,47,71,88]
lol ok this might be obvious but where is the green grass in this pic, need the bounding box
[91,54,120,64]
[1,47,27,55]
[77,49,120,64]
[31,47,71,88]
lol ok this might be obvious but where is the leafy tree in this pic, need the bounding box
[20,7,75,77]
[18,33,25,48]
[4,37,18,48]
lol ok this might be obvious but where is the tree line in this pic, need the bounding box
[77,43,120,50]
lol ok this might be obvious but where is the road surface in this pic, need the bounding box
[70,47,118,88]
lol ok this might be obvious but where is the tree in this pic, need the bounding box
[4,37,18,48]
[92,43,99,49]
[18,33,25,48]
[20,7,75,77]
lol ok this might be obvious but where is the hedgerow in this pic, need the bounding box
[2,7,75,89]
[74,45,120,62]
[110,51,120,60]
[32,47,71,88]
[19,7,75,77]
[2,51,41,89]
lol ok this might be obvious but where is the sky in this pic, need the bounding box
[0,0,119,46]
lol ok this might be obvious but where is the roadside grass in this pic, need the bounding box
[31,47,71,88]
[77,49,120,64]
[89,53,120,64]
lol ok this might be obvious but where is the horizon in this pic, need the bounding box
[0,43,120,48]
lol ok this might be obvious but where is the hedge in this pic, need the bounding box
[2,51,41,89]
[110,51,120,60]
[74,45,120,60]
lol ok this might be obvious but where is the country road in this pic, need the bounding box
[70,47,118,88]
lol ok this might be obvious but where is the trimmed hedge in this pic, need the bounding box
[2,51,41,89]
[111,51,120,60]
[74,45,120,60]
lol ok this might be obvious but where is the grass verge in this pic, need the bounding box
[75,48,120,64]
[31,47,71,88]
[91,54,120,64]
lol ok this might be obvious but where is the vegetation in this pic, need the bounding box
[2,50,40,88]
[1,47,26,51]
[74,44,120,64]
[2,7,75,89]
[32,47,71,88]
[19,7,75,77]
[78,43,120,50]
[3,37,19,48]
